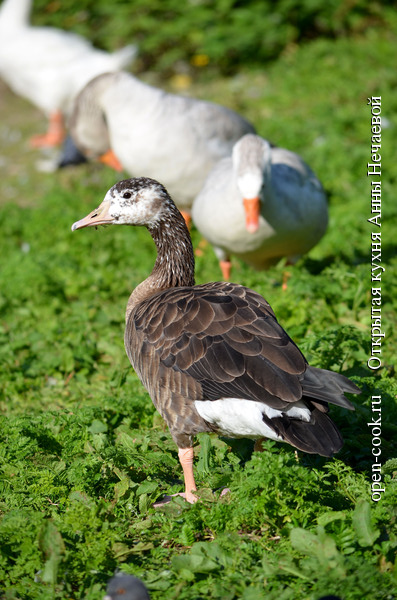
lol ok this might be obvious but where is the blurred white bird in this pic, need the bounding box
[192,133,328,280]
[104,573,150,600]
[64,70,256,223]
[0,0,137,147]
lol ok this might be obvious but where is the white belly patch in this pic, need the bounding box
[195,398,311,440]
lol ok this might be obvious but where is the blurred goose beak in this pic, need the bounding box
[71,199,113,231]
[243,197,260,233]
[99,149,123,171]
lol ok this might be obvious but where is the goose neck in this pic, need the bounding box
[127,209,195,315]
[0,0,31,26]
[148,211,195,289]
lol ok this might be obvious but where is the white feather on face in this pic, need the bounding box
[71,177,179,232]
[232,134,271,201]
[106,180,168,227]
[236,171,264,200]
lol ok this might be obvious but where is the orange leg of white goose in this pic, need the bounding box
[178,447,197,503]
[30,110,65,148]
[219,259,232,281]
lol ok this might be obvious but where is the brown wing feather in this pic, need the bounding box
[125,281,358,448]
[126,282,306,411]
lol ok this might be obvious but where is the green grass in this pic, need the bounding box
[0,12,396,600]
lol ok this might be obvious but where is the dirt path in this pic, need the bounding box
[0,81,53,206]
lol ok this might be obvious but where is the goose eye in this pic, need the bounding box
[123,192,132,199]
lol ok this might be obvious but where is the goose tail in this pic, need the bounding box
[110,44,138,69]
[269,407,345,457]
[302,365,360,410]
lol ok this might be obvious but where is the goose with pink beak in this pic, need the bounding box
[192,134,328,281]
[71,177,359,505]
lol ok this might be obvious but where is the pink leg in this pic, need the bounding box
[153,447,230,507]
[178,447,197,503]
[152,447,197,507]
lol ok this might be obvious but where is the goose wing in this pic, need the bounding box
[188,101,255,157]
[126,281,307,410]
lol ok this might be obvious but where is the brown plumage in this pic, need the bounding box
[72,177,360,504]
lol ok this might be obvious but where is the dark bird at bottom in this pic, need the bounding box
[104,573,150,600]
[72,177,361,503]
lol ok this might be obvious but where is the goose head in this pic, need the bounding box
[232,134,271,233]
[71,177,174,231]
[70,73,123,171]
[72,176,195,304]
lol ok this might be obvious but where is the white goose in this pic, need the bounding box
[192,134,328,280]
[0,0,136,147]
[72,177,359,504]
[66,71,255,223]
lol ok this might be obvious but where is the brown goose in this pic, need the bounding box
[72,177,360,504]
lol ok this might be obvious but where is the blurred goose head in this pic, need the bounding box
[232,134,272,233]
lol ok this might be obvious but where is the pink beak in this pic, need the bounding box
[71,199,113,231]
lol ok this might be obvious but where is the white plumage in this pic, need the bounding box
[195,397,311,440]
[0,0,137,146]
[68,71,255,215]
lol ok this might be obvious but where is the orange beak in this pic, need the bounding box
[243,197,260,233]
[71,199,113,231]
[99,149,123,172]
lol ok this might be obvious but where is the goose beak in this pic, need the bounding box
[71,199,113,231]
[99,149,123,172]
[243,197,260,233]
